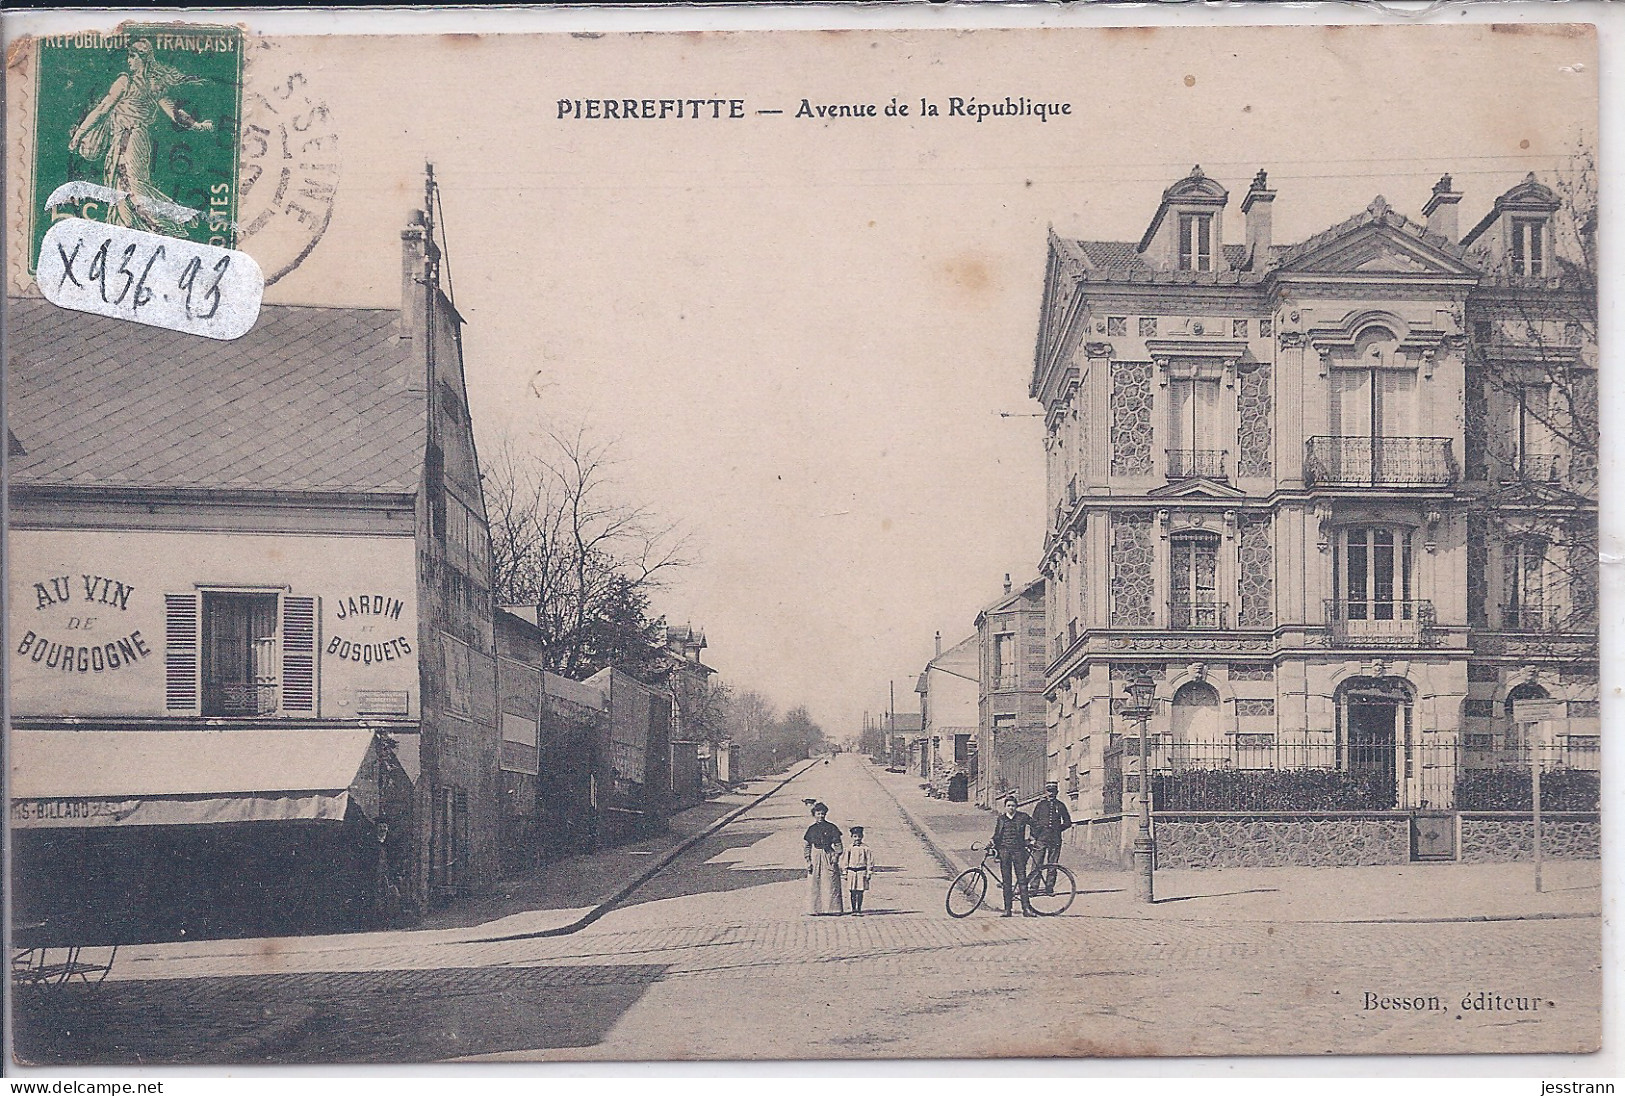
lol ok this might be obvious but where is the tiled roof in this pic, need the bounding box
[1062,238,1283,284]
[6,298,425,494]
[1056,196,1470,289]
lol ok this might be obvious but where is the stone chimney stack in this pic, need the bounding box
[1241,170,1276,267]
[935,631,942,658]
[1003,573,1012,595]
[400,210,429,340]
[1423,174,1463,244]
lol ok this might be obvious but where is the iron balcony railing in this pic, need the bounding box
[1304,436,1456,487]
[1165,448,1228,480]
[1502,606,1559,633]
[203,680,281,715]
[1517,453,1562,483]
[1323,599,1437,646]
[1169,599,1229,630]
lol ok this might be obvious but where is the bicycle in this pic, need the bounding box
[945,842,1076,918]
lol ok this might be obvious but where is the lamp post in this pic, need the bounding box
[1121,673,1157,903]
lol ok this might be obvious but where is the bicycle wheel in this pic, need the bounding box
[945,867,988,918]
[1025,863,1077,916]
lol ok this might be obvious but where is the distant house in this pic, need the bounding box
[915,633,979,795]
[974,576,1048,807]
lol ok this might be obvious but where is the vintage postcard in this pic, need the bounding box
[2,13,1604,1068]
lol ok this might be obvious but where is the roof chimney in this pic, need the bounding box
[935,631,942,658]
[1003,573,1012,595]
[1240,170,1276,268]
[1423,174,1463,244]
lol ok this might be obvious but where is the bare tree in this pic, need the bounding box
[488,429,693,680]
[674,676,733,745]
[1463,144,1598,643]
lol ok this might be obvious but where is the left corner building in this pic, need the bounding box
[6,216,502,946]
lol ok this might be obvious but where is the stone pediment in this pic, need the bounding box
[1279,222,1476,278]
[1146,477,1246,500]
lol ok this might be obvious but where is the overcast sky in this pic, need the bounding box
[13,19,1595,738]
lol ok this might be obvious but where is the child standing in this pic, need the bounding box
[843,826,874,914]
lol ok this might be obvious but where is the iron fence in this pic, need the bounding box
[1102,736,1600,812]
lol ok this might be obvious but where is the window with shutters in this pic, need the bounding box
[165,590,319,716]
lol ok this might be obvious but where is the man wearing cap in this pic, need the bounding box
[1030,780,1073,895]
[990,793,1037,917]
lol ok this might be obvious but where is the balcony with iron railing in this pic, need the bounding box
[1304,437,1456,487]
[1323,599,1437,647]
[1513,453,1562,483]
[201,635,280,716]
[1168,600,1229,630]
[1165,448,1228,480]
[1502,605,1558,633]
[203,680,281,716]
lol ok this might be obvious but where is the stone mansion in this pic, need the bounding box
[1032,166,1598,833]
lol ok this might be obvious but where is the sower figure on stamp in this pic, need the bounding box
[1029,780,1073,895]
[804,803,845,916]
[991,793,1037,917]
[67,40,215,233]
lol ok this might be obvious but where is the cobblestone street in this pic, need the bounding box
[12,754,1601,1064]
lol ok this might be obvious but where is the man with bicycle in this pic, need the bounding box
[1029,780,1072,895]
[991,793,1038,918]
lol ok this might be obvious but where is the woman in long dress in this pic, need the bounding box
[66,40,215,232]
[803,803,845,916]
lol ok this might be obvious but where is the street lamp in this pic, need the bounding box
[1120,672,1157,903]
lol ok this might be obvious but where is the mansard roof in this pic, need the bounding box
[7,297,424,496]
[1462,172,1564,247]
[1049,193,1476,292]
[1055,236,1268,285]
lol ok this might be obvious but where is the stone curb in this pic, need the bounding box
[859,760,968,880]
[472,758,822,943]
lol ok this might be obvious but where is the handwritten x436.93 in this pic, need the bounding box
[37,218,263,341]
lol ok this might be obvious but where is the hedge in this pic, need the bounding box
[1454,767,1600,811]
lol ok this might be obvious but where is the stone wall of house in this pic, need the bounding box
[1069,816,1128,868]
[1458,816,1601,863]
[1153,816,1410,869]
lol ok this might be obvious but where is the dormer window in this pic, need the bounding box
[1511,217,1545,276]
[1179,213,1213,271]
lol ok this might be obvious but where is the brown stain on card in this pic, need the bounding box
[939,254,994,303]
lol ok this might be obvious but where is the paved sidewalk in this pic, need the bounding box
[101,766,811,977]
[865,759,1602,925]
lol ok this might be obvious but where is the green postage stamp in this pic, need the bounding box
[28,25,243,271]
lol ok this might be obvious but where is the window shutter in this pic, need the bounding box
[165,594,200,711]
[282,595,319,712]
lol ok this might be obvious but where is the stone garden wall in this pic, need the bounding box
[1458,815,1601,863]
[1152,814,1410,869]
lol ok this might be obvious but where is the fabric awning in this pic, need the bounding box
[9,729,377,830]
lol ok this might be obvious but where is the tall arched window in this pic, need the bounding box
[1170,531,1222,629]
[1170,680,1220,744]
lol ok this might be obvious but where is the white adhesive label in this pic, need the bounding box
[37,218,264,341]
